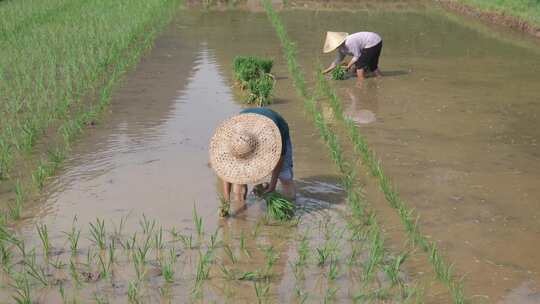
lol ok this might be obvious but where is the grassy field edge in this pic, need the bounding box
[440,0,540,38]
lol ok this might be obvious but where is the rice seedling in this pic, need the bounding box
[97,253,110,279]
[253,280,270,304]
[196,249,213,284]
[8,180,24,220]
[218,263,237,280]
[239,231,251,258]
[330,65,347,80]
[154,226,164,251]
[135,234,152,266]
[32,162,49,190]
[58,284,66,303]
[290,261,304,281]
[24,252,49,286]
[0,242,13,272]
[328,258,339,281]
[50,256,66,270]
[127,280,141,303]
[121,232,137,252]
[8,200,22,221]
[383,252,408,287]
[296,233,310,267]
[295,287,309,304]
[112,214,128,239]
[161,256,176,283]
[193,205,204,238]
[89,218,106,250]
[223,245,238,265]
[218,194,231,217]
[69,259,81,287]
[324,287,339,304]
[65,225,80,255]
[93,293,109,304]
[178,233,194,250]
[139,214,156,235]
[10,273,31,304]
[263,192,295,221]
[36,223,50,257]
[316,246,331,267]
[364,226,384,282]
[252,219,263,238]
[261,245,279,275]
[238,271,261,281]
[209,228,220,250]
[161,248,177,283]
[0,138,12,180]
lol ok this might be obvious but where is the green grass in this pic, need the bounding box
[455,0,540,27]
[0,0,183,218]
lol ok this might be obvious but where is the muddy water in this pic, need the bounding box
[7,2,540,303]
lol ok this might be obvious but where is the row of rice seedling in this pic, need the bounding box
[260,0,420,301]
[315,71,467,303]
[0,0,184,222]
[0,207,222,302]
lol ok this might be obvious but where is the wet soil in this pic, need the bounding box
[2,1,540,303]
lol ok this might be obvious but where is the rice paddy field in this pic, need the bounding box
[0,0,540,303]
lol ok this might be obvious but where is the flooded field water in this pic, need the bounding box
[4,1,540,303]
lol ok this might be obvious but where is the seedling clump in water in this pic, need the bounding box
[262,192,295,221]
[331,65,347,80]
[232,56,275,106]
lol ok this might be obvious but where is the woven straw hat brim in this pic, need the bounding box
[209,113,282,184]
[323,31,348,53]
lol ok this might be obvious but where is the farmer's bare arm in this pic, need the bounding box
[322,62,337,74]
[266,156,284,193]
[346,56,359,70]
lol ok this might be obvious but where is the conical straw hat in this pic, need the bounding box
[209,113,282,184]
[323,31,348,53]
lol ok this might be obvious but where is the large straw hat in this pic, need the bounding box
[323,31,348,53]
[209,113,282,184]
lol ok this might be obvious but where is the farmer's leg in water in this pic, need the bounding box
[221,180,247,203]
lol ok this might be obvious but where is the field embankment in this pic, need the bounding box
[0,0,183,215]
[440,0,540,37]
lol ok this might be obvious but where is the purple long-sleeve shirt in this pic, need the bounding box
[333,32,382,65]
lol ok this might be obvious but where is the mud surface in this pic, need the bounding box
[4,2,540,303]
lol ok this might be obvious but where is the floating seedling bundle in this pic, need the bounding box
[232,56,275,106]
[262,191,295,221]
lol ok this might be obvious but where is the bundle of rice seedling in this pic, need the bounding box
[233,56,273,87]
[247,73,275,106]
[331,65,346,80]
[263,191,295,221]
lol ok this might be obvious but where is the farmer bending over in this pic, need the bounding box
[322,31,383,86]
[209,108,294,216]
